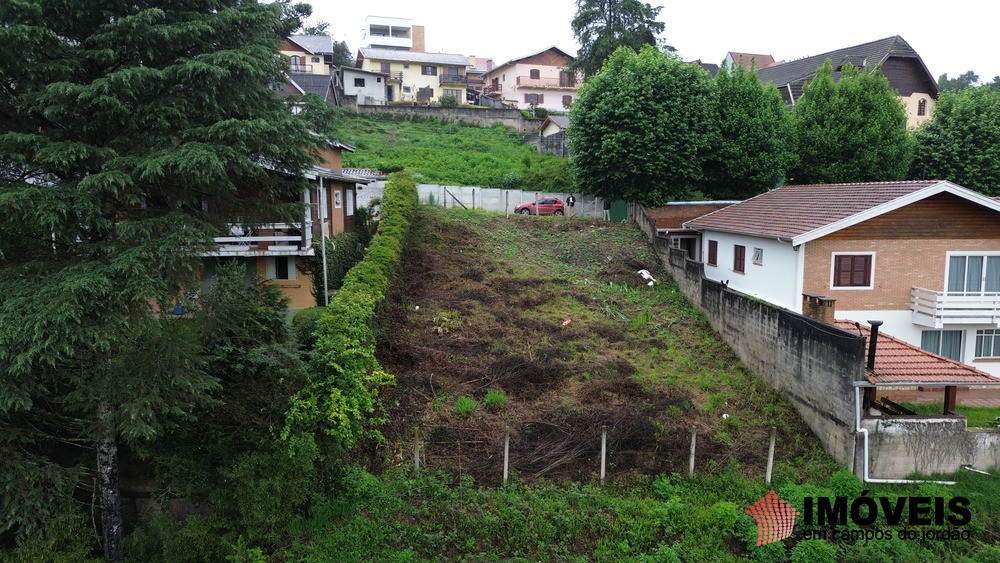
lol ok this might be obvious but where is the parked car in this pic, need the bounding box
[515,197,565,215]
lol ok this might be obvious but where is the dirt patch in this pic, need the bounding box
[370,209,826,485]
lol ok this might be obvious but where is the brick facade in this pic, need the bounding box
[803,238,999,311]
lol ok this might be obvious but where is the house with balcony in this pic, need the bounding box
[281,35,337,75]
[482,46,582,111]
[683,180,1000,375]
[754,35,938,128]
[356,48,470,104]
[201,140,366,310]
[361,16,424,51]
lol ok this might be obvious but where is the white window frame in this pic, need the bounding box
[752,247,763,266]
[944,251,1000,296]
[266,256,296,280]
[830,252,876,290]
[334,189,342,209]
[975,329,1000,359]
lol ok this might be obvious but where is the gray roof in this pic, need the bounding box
[288,35,334,54]
[358,48,470,66]
[541,115,570,130]
[288,73,332,98]
[757,35,936,100]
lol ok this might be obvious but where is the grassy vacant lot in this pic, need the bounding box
[285,207,1000,561]
[328,110,573,190]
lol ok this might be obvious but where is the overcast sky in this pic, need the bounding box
[309,1,998,82]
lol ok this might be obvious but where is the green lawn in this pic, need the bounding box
[900,400,1000,428]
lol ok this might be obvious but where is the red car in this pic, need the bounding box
[515,197,565,215]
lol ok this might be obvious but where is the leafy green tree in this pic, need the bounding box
[302,21,330,35]
[704,64,794,199]
[571,0,667,77]
[938,70,980,92]
[0,1,318,559]
[569,46,715,206]
[332,40,355,67]
[911,87,1000,195]
[790,60,913,184]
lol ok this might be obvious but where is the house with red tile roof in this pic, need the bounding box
[642,202,739,260]
[723,51,776,71]
[684,180,1000,376]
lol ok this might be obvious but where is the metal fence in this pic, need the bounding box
[357,182,608,219]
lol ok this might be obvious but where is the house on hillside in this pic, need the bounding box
[200,140,366,310]
[683,180,1000,376]
[483,46,582,111]
[356,48,471,104]
[755,35,938,128]
[281,35,337,75]
[339,67,390,106]
[723,51,776,71]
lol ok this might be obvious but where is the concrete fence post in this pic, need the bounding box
[766,426,776,484]
[689,429,697,477]
[600,425,607,485]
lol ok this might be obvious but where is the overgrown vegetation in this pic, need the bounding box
[281,207,1000,560]
[325,110,574,190]
[900,401,1000,428]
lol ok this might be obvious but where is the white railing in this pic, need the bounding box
[911,286,1000,327]
[211,221,313,255]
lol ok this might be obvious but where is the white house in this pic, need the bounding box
[684,180,1000,376]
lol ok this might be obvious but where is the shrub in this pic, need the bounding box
[291,307,325,350]
[438,94,459,108]
[791,539,838,562]
[455,396,478,416]
[284,171,418,451]
[483,389,507,410]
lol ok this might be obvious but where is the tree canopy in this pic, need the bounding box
[0,0,319,558]
[938,70,980,92]
[911,86,1000,195]
[703,64,794,199]
[569,46,715,206]
[790,60,913,184]
[571,0,667,77]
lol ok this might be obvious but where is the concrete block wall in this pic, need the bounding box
[862,417,1000,477]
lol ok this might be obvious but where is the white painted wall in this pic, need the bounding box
[342,69,386,105]
[700,230,802,311]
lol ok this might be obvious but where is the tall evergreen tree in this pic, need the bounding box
[790,60,913,184]
[569,46,715,205]
[911,87,1000,195]
[0,1,319,559]
[704,64,794,199]
[571,0,667,77]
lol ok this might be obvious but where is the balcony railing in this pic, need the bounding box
[210,222,313,256]
[483,83,502,96]
[440,74,469,85]
[289,63,314,73]
[385,71,403,82]
[911,287,1000,328]
[515,75,577,89]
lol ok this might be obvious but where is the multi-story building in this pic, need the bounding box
[356,48,470,104]
[482,46,582,111]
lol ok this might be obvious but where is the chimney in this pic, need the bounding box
[411,25,425,52]
[866,320,883,371]
[801,293,836,325]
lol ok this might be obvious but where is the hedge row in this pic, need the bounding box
[283,171,418,451]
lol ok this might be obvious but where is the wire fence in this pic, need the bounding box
[405,423,781,487]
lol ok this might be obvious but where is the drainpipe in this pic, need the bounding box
[866,320,882,371]
[854,384,955,485]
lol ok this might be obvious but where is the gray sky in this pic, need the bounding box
[308,0,999,82]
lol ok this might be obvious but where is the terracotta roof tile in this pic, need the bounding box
[644,202,738,231]
[684,180,940,239]
[727,52,776,70]
[834,320,999,386]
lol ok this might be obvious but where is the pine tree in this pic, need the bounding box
[0,1,319,559]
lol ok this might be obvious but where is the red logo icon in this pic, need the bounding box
[745,490,800,546]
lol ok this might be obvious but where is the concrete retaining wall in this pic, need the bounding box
[863,417,1000,477]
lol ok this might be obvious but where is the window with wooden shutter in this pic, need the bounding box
[832,254,873,288]
[734,245,746,273]
[707,240,718,266]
